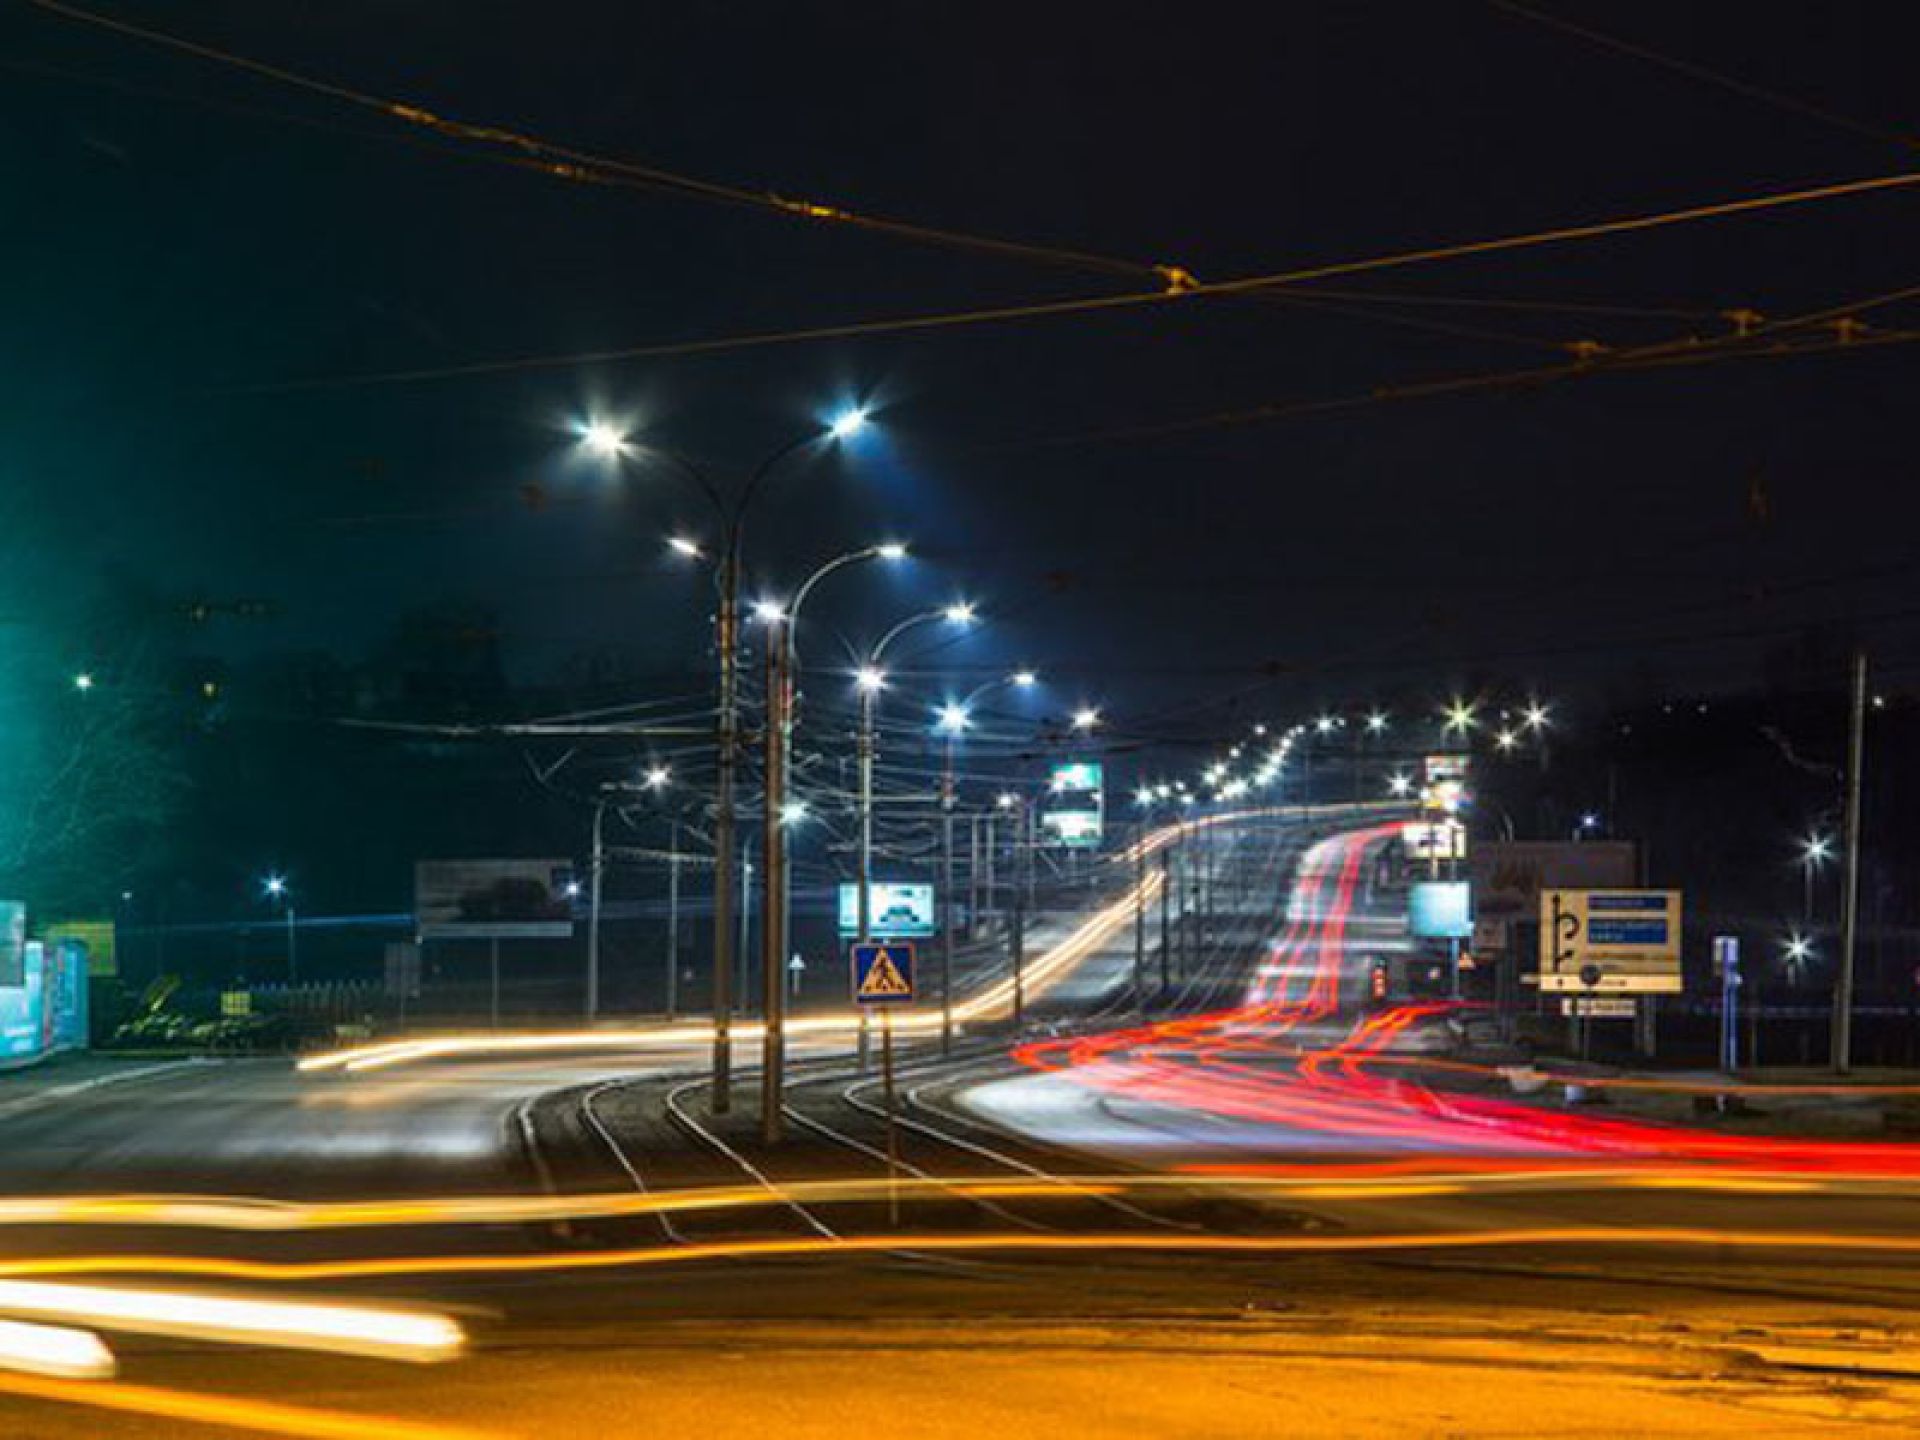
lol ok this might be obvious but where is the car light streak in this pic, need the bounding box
[0,1319,115,1379]
[0,1372,500,1440]
[1011,823,1920,1180]
[305,848,1171,1074]
[11,1227,1920,1289]
[0,1281,464,1363]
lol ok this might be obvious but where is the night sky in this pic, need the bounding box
[8,0,1920,735]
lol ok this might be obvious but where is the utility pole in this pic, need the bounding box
[1011,801,1027,1028]
[711,562,738,1114]
[666,819,681,1020]
[586,798,605,1019]
[1159,842,1172,999]
[759,621,789,1142]
[1133,814,1147,1023]
[1833,650,1868,1074]
[940,732,957,1054]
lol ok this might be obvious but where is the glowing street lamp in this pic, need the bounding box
[935,703,971,735]
[1800,833,1834,923]
[642,765,671,790]
[261,875,296,984]
[751,599,786,624]
[72,673,94,693]
[1388,772,1413,798]
[1365,710,1388,735]
[876,542,909,562]
[828,406,871,441]
[1523,702,1551,732]
[1442,698,1478,736]
[666,535,703,559]
[1494,728,1519,753]
[1071,707,1102,732]
[943,602,977,625]
[577,418,630,459]
[855,666,887,694]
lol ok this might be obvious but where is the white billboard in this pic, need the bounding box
[415,860,575,940]
[837,882,936,938]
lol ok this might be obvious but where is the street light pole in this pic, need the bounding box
[580,407,871,1117]
[1833,650,1868,1075]
[586,797,606,1018]
[759,619,789,1143]
[940,730,957,1055]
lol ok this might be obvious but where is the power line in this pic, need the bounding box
[1485,0,1920,157]
[238,167,1920,392]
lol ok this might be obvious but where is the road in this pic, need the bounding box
[4,809,1920,1436]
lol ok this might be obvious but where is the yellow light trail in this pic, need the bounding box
[302,821,1199,1073]
[7,1226,1920,1288]
[0,1280,464,1363]
[0,1167,1910,1236]
[0,1371,502,1440]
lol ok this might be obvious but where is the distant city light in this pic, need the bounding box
[1494,728,1519,752]
[1803,834,1834,863]
[1443,698,1478,734]
[996,792,1018,809]
[1071,707,1101,731]
[1387,773,1413,797]
[1365,711,1389,734]
[1785,933,1814,964]
[72,673,94,693]
[1315,714,1337,734]
[1523,702,1552,731]
[564,879,583,899]
[1579,812,1601,830]
[262,875,287,898]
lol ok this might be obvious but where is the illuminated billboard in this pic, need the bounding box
[837,882,937,938]
[1401,819,1467,861]
[1409,882,1473,940]
[1043,760,1105,848]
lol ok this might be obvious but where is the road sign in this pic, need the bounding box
[1537,889,1682,993]
[1558,997,1636,1019]
[851,942,916,1005]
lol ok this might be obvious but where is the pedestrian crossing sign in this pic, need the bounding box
[852,942,916,1005]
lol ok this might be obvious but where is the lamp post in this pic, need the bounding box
[1800,833,1833,925]
[262,875,295,985]
[580,406,871,1116]
[930,664,1026,1053]
[758,544,909,1137]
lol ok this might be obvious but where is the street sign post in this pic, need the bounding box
[1713,935,1740,1073]
[851,941,915,1223]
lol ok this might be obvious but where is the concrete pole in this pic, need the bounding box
[857,686,875,1071]
[760,622,788,1142]
[1833,650,1868,1074]
[940,733,957,1054]
[710,562,738,1113]
[586,799,604,1019]
[666,820,681,1021]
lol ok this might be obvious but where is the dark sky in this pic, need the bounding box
[8,0,1920,737]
